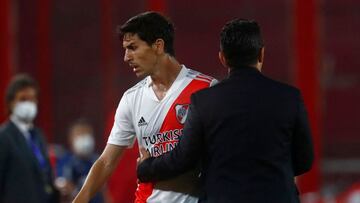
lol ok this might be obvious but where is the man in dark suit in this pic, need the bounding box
[137,19,314,203]
[0,74,58,203]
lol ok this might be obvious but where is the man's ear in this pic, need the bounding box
[153,39,165,55]
[258,47,265,64]
[218,51,227,67]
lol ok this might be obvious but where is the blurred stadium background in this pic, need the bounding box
[0,0,359,202]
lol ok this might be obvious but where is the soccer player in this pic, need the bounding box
[73,11,217,203]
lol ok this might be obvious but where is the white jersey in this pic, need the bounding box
[108,65,217,203]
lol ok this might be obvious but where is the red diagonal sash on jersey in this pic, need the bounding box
[134,78,211,203]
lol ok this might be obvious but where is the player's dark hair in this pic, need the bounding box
[119,11,175,56]
[220,19,264,68]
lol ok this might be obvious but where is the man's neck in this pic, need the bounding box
[149,56,182,100]
[10,114,33,134]
[227,63,262,73]
[150,56,182,89]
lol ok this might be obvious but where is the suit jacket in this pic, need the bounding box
[138,66,314,203]
[0,121,58,203]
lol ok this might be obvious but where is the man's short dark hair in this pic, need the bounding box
[5,74,39,114]
[220,19,264,68]
[119,11,175,56]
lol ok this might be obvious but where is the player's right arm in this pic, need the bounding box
[74,91,135,202]
[72,144,126,203]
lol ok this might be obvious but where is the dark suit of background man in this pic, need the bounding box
[0,74,59,203]
[137,19,314,203]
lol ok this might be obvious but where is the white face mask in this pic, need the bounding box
[13,101,38,122]
[73,134,95,157]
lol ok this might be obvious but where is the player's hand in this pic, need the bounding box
[137,147,151,166]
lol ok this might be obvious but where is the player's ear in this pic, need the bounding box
[152,39,165,55]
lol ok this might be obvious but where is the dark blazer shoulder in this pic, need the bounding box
[191,80,223,99]
[0,121,26,154]
[0,121,18,138]
[263,75,300,93]
[256,75,303,106]
[193,74,301,99]
[0,122,11,149]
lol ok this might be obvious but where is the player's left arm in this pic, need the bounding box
[137,94,204,182]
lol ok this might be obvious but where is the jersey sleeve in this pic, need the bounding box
[107,93,136,147]
[209,78,219,87]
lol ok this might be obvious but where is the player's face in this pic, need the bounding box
[123,33,158,78]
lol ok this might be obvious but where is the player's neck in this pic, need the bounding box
[150,56,181,89]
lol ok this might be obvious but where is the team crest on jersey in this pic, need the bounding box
[175,104,189,124]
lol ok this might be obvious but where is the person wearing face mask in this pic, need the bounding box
[0,74,59,203]
[56,119,109,203]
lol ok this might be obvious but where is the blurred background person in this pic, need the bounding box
[0,74,59,203]
[55,119,111,203]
